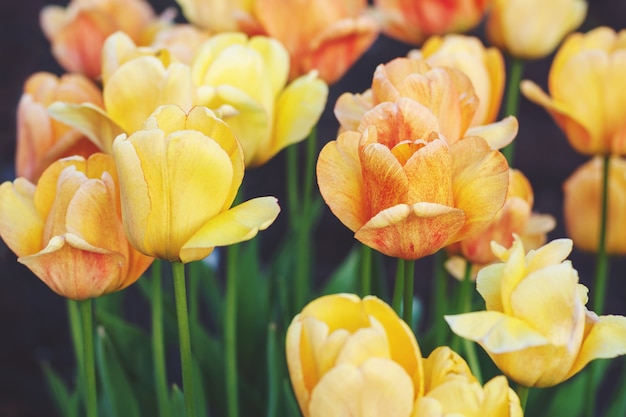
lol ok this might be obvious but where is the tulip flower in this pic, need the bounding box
[564,156,626,254]
[373,0,490,45]
[445,236,626,387]
[286,293,424,417]
[175,0,255,33]
[446,169,555,278]
[409,35,505,127]
[317,98,509,260]
[486,0,587,60]
[191,33,328,167]
[415,347,522,417]
[16,72,102,182]
[522,27,626,155]
[335,58,518,150]
[112,104,280,263]
[0,154,153,300]
[40,0,161,78]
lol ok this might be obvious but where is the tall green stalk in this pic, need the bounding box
[392,259,405,316]
[432,250,449,346]
[172,261,196,417]
[151,260,170,417]
[402,260,415,328]
[79,299,97,417]
[501,57,525,165]
[459,262,482,383]
[359,244,372,296]
[67,300,84,399]
[516,385,530,412]
[225,244,240,417]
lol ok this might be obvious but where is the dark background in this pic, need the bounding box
[1,1,626,416]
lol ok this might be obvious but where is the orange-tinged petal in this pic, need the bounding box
[179,196,280,263]
[0,179,43,257]
[404,139,453,206]
[334,90,374,132]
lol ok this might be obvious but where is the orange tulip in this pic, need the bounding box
[16,72,102,182]
[372,0,490,45]
[335,58,518,150]
[40,0,160,78]
[251,0,380,83]
[446,169,555,277]
[0,154,153,300]
[522,27,626,155]
[317,98,509,260]
[564,156,626,254]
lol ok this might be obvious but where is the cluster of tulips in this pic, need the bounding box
[3,0,626,416]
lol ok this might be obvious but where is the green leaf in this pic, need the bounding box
[41,363,80,417]
[170,385,186,417]
[604,361,626,417]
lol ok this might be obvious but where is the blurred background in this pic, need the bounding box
[1,0,625,416]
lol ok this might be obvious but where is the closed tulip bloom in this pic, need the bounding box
[40,0,159,78]
[191,33,328,167]
[286,294,424,417]
[414,347,522,417]
[522,27,626,155]
[0,154,153,300]
[317,98,509,260]
[564,156,626,254]
[16,72,102,182]
[486,0,587,59]
[446,169,555,277]
[335,58,518,150]
[445,236,626,387]
[373,0,490,45]
[409,35,505,127]
[112,105,280,263]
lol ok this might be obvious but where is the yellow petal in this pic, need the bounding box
[0,179,43,257]
[249,36,290,95]
[179,197,280,263]
[465,116,518,150]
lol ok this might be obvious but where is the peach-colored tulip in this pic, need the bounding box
[0,154,153,300]
[486,0,587,59]
[317,98,509,260]
[16,72,102,182]
[150,24,211,65]
[251,0,380,83]
[522,27,626,155]
[40,0,160,78]
[112,105,280,263]
[286,294,424,417]
[446,169,555,277]
[335,58,518,150]
[446,236,626,387]
[564,156,626,254]
[373,0,490,45]
[409,34,505,126]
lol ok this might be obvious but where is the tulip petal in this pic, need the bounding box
[334,90,373,132]
[465,116,518,150]
[179,197,280,263]
[404,138,453,206]
[308,359,415,417]
[0,179,43,257]
[335,319,391,366]
[445,311,549,354]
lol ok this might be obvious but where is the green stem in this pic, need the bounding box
[360,244,372,296]
[593,154,611,315]
[79,299,97,417]
[516,385,530,412]
[172,261,196,417]
[67,300,84,393]
[266,323,278,417]
[501,57,525,165]
[151,260,170,417]
[459,262,482,382]
[392,259,405,316]
[432,250,448,346]
[403,260,415,328]
[225,245,240,417]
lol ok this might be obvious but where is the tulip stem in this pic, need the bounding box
[460,261,482,383]
[360,244,372,296]
[67,300,85,399]
[393,260,405,316]
[172,261,196,417]
[225,244,240,417]
[516,385,530,411]
[432,250,449,346]
[403,259,415,328]
[501,57,524,165]
[79,298,97,417]
[593,154,611,315]
[151,260,170,417]
[266,322,279,417]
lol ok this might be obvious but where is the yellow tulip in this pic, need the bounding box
[335,58,518,150]
[522,27,626,155]
[286,293,424,417]
[564,156,626,254]
[111,105,280,263]
[16,72,102,182]
[191,33,328,167]
[486,0,587,59]
[317,98,509,260]
[410,35,505,127]
[0,154,153,300]
[175,0,254,32]
[414,346,522,417]
[445,236,626,387]
[40,0,159,78]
